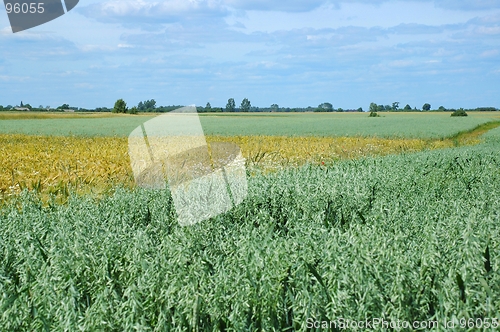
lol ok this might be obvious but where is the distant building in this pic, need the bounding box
[63,109,75,112]
[14,107,30,111]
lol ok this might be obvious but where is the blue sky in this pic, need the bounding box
[1,0,499,109]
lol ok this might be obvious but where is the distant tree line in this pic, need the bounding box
[0,99,498,113]
[114,99,183,114]
[369,102,498,113]
[195,99,363,113]
[314,102,363,112]
[0,100,183,114]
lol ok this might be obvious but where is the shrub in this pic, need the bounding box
[451,109,468,117]
[369,111,379,117]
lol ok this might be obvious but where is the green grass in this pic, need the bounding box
[0,112,499,138]
[1,130,499,330]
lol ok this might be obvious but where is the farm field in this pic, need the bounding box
[199,111,500,138]
[0,111,499,138]
[0,112,500,330]
[1,121,497,200]
[0,133,445,201]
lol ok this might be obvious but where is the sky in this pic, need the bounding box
[0,0,499,109]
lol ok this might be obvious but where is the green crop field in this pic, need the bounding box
[199,112,500,138]
[1,112,500,330]
[0,111,499,138]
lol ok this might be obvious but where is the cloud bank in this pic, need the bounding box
[1,0,499,109]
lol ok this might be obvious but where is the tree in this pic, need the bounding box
[205,102,212,112]
[271,104,279,112]
[240,98,251,112]
[226,98,235,112]
[392,102,400,111]
[369,102,380,117]
[57,104,70,109]
[113,99,128,113]
[438,106,446,111]
[422,103,431,111]
[337,107,344,112]
[404,104,412,111]
[317,102,333,112]
[128,106,138,114]
[357,107,363,112]
[144,99,156,110]
[137,100,156,112]
[20,101,24,107]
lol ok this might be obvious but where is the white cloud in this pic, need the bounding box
[78,0,228,24]
[225,0,500,12]
[389,60,417,67]
[0,74,32,83]
[223,0,325,12]
[74,83,95,89]
[480,49,499,57]
[434,0,500,10]
[476,26,500,35]
[389,23,448,35]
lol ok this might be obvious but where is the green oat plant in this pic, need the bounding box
[1,129,500,331]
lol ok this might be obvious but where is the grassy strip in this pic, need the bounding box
[447,120,500,146]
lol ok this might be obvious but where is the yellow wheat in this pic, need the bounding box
[0,133,473,200]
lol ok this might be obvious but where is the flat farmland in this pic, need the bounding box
[1,111,500,330]
[0,111,499,138]
[200,111,500,138]
[2,111,499,199]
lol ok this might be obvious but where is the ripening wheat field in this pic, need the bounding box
[0,112,499,330]
[0,133,459,201]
